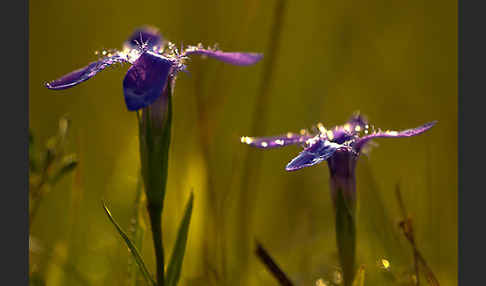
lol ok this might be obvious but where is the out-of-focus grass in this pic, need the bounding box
[30,0,456,285]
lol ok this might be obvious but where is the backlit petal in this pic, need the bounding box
[45,54,126,90]
[184,48,263,66]
[123,51,174,111]
[285,139,341,171]
[240,133,313,149]
[354,121,437,151]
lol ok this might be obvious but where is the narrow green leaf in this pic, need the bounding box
[255,241,294,286]
[165,193,194,286]
[133,224,146,286]
[102,201,156,286]
[129,173,147,286]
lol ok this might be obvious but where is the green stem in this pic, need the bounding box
[137,81,173,286]
[148,204,165,286]
[328,152,357,286]
[334,187,356,286]
[327,151,357,286]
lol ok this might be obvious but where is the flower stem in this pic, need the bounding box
[334,187,356,286]
[137,81,173,286]
[328,152,357,286]
[147,204,165,286]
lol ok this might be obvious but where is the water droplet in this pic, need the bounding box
[317,122,327,133]
[326,130,334,140]
[343,123,351,132]
[379,258,391,270]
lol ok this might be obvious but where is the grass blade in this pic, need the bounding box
[255,241,294,286]
[102,201,156,286]
[129,174,147,286]
[395,185,440,286]
[165,193,194,286]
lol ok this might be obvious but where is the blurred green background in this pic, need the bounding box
[30,0,456,285]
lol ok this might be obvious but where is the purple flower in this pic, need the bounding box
[45,26,263,111]
[242,113,436,285]
[241,113,436,173]
[241,113,436,205]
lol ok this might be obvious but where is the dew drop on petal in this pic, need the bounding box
[317,122,326,133]
[343,123,351,132]
[326,130,334,140]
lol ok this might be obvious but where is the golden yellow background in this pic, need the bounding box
[30,0,457,285]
